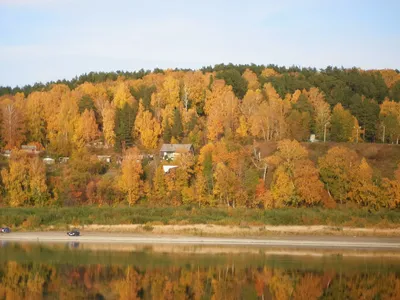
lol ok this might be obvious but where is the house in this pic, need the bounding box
[43,157,55,165]
[21,145,42,155]
[160,144,194,160]
[59,157,70,163]
[163,165,178,173]
[97,155,111,163]
[86,140,106,149]
[2,150,11,158]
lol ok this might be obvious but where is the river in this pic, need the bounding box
[0,241,399,299]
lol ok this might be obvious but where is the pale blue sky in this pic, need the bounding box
[0,0,399,87]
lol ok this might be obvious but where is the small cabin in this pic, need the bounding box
[97,155,111,163]
[59,157,70,163]
[86,140,106,149]
[43,157,55,165]
[2,150,11,158]
[21,145,42,155]
[160,144,194,160]
[163,165,178,173]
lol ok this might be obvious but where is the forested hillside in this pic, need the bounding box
[0,64,399,210]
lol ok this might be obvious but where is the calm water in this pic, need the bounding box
[0,242,400,299]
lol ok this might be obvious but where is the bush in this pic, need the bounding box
[21,215,42,229]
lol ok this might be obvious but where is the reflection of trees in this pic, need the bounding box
[0,261,400,299]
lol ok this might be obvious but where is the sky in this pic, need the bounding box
[0,0,399,87]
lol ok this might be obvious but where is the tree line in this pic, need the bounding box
[0,66,399,209]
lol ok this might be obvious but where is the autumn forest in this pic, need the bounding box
[0,64,400,210]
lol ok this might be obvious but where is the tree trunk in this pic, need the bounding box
[263,165,268,183]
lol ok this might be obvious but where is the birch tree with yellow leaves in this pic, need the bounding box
[380,164,400,209]
[45,85,79,155]
[379,98,400,143]
[73,109,99,149]
[205,80,240,141]
[113,81,135,109]
[102,102,116,148]
[348,158,380,209]
[242,69,259,91]
[1,151,48,207]
[133,101,161,149]
[118,147,143,206]
[26,92,47,145]
[302,88,331,139]
[248,84,291,141]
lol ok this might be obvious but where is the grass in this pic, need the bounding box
[1,206,400,230]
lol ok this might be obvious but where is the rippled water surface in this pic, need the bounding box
[0,242,399,299]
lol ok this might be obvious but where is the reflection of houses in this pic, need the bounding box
[163,165,178,173]
[43,157,55,165]
[21,145,42,155]
[160,144,194,160]
[97,155,111,163]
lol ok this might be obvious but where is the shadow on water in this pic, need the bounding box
[0,242,400,299]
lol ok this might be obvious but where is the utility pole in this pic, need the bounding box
[356,127,359,143]
[324,122,330,142]
[354,126,361,143]
[381,124,386,143]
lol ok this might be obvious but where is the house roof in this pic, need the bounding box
[163,165,178,173]
[21,145,37,150]
[160,144,193,153]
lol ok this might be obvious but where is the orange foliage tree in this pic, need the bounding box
[269,140,325,207]
[1,100,25,149]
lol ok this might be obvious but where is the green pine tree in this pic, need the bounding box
[171,108,183,140]
[163,119,172,143]
[115,103,137,151]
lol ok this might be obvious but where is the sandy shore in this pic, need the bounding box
[2,232,400,250]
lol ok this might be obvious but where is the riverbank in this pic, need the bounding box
[2,231,400,250]
[78,223,400,237]
[2,206,400,231]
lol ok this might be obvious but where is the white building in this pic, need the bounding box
[160,144,194,160]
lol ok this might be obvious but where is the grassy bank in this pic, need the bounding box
[1,206,400,230]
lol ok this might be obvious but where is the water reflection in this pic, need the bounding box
[0,242,399,299]
[68,241,80,249]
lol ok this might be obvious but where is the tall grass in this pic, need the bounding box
[1,206,400,230]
